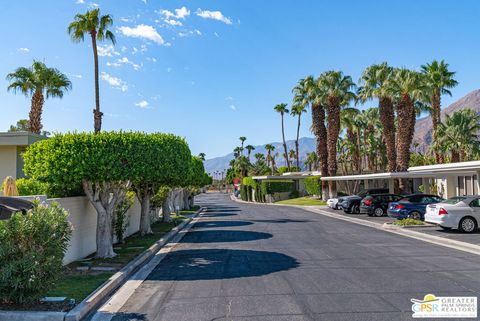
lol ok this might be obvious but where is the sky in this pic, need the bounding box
[1,0,480,158]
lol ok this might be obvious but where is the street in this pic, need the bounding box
[97,193,480,321]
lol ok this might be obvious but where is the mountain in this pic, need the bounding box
[414,89,480,151]
[204,137,316,174]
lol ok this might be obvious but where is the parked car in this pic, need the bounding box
[327,198,341,209]
[387,194,444,220]
[425,196,480,233]
[340,188,390,214]
[360,194,404,217]
[0,197,34,220]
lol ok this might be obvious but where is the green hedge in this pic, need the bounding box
[261,180,295,195]
[304,176,322,196]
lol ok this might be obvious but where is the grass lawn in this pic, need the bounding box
[276,197,327,206]
[180,204,200,215]
[392,218,424,226]
[47,213,193,303]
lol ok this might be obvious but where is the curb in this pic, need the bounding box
[0,207,204,321]
[230,195,480,256]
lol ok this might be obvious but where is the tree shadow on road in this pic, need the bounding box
[250,219,311,224]
[193,220,253,229]
[201,213,238,218]
[111,312,147,321]
[180,230,272,243]
[146,249,299,281]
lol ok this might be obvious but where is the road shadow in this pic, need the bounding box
[251,219,311,224]
[434,228,480,234]
[193,221,253,229]
[201,213,238,218]
[205,209,240,213]
[111,312,147,321]
[180,230,272,243]
[146,249,299,281]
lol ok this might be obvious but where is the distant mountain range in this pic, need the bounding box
[205,89,480,174]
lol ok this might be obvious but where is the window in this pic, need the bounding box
[469,198,480,208]
[408,195,423,203]
[444,197,466,205]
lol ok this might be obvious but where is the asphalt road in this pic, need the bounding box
[103,193,480,321]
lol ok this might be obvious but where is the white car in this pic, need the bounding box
[425,196,480,233]
[327,198,341,210]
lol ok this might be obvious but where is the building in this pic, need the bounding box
[0,132,47,180]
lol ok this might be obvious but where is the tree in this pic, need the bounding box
[358,62,397,172]
[131,133,191,234]
[68,9,115,133]
[6,61,71,134]
[434,109,480,162]
[264,144,275,167]
[274,103,291,170]
[291,103,306,169]
[388,68,424,191]
[304,152,318,171]
[245,145,255,160]
[288,149,296,167]
[421,60,458,163]
[239,136,247,153]
[318,71,356,198]
[198,152,206,161]
[234,155,251,178]
[8,119,29,132]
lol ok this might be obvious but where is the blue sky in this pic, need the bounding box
[1,0,480,158]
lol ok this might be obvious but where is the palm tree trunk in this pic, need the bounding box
[91,31,103,134]
[396,94,415,192]
[431,91,443,163]
[379,96,396,172]
[281,114,290,170]
[29,90,44,134]
[326,97,340,198]
[295,114,301,168]
[311,103,329,200]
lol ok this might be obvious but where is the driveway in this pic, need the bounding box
[92,193,480,321]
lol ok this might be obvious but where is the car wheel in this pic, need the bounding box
[408,211,422,220]
[335,204,340,210]
[459,217,477,233]
[352,204,360,214]
[373,207,384,217]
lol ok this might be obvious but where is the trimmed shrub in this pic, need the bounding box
[240,185,248,201]
[304,176,322,196]
[289,190,300,199]
[278,166,301,175]
[261,180,295,195]
[0,201,72,303]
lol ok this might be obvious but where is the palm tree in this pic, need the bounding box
[198,152,206,161]
[318,71,356,198]
[234,156,250,178]
[288,149,296,168]
[304,152,318,171]
[265,144,275,167]
[274,103,291,170]
[233,147,242,159]
[294,76,329,200]
[358,62,397,172]
[291,103,306,168]
[340,107,361,173]
[68,8,116,133]
[434,109,480,162]
[6,61,71,134]
[239,136,247,151]
[421,60,458,163]
[388,68,424,192]
[245,145,255,160]
[254,153,265,162]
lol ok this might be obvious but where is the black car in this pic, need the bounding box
[360,194,404,217]
[341,188,389,214]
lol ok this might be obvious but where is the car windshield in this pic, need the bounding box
[442,196,467,205]
[357,191,367,198]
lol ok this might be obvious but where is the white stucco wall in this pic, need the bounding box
[50,196,144,265]
[0,146,17,181]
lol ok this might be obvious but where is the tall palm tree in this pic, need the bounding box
[233,147,242,159]
[254,153,265,162]
[388,68,424,191]
[245,145,255,160]
[198,152,206,161]
[239,136,247,152]
[358,62,397,172]
[274,103,291,170]
[318,71,356,198]
[234,156,250,178]
[290,103,306,168]
[434,109,480,162]
[68,8,116,133]
[6,61,71,134]
[294,76,329,200]
[340,107,361,173]
[265,144,275,167]
[288,149,296,168]
[421,60,458,163]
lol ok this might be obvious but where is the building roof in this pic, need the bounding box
[0,132,47,146]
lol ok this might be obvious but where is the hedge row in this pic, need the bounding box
[261,180,295,195]
[304,176,322,196]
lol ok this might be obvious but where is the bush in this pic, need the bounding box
[261,180,295,195]
[304,176,322,196]
[240,185,247,201]
[0,201,72,303]
[277,166,301,175]
[289,190,299,199]
[15,178,48,196]
[393,218,424,226]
